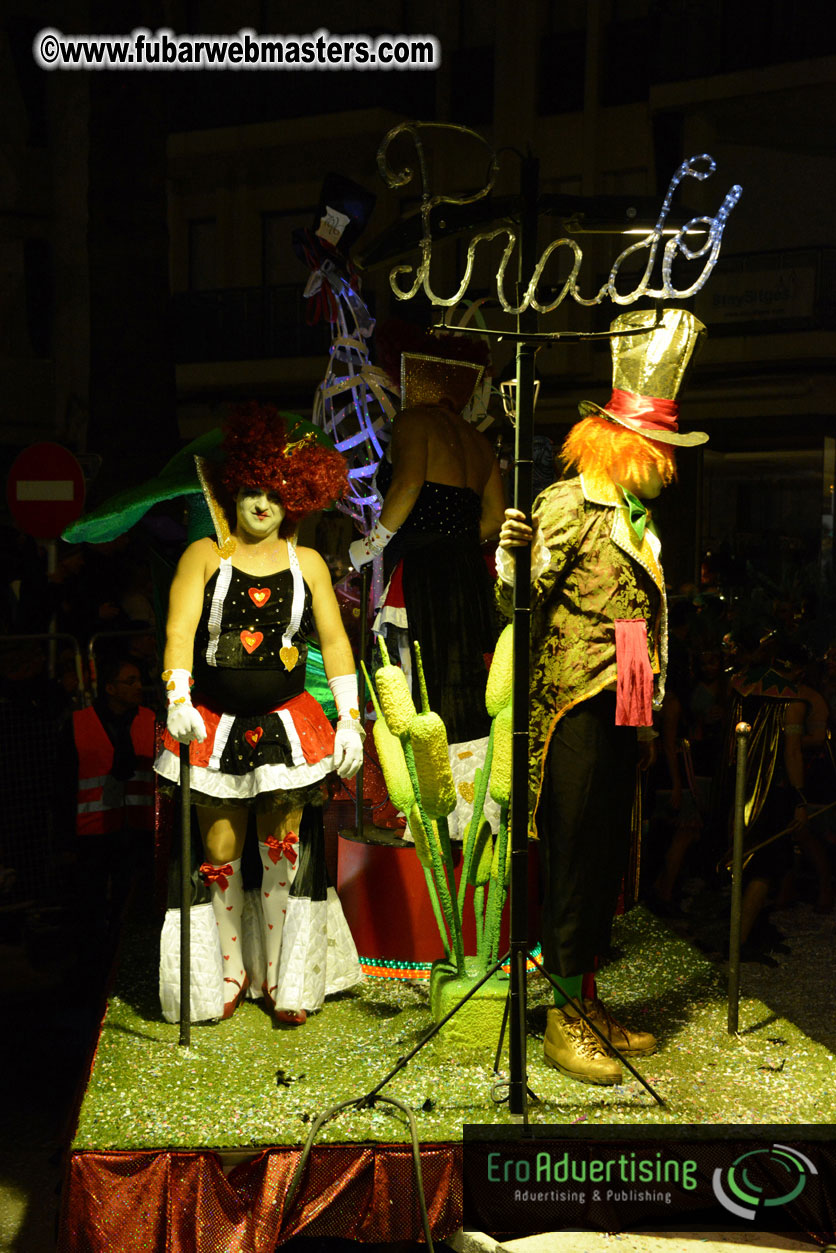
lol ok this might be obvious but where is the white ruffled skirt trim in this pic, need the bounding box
[154,747,334,801]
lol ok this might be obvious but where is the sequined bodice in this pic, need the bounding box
[376,459,481,537]
[194,565,314,670]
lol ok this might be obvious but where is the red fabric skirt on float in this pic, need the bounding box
[58,1142,462,1251]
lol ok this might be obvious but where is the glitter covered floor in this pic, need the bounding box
[71,904,836,1152]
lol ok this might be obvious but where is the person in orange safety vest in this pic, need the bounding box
[69,657,156,949]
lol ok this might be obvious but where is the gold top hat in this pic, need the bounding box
[401,352,484,413]
[579,307,708,447]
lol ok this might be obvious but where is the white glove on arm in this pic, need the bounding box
[348,518,398,571]
[495,527,551,586]
[328,672,365,779]
[163,668,207,743]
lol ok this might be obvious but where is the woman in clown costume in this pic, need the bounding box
[155,404,364,1024]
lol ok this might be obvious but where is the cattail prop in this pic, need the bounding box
[410,710,457,820]
[362,659,450,960]
[365,625,520,980]
[367,637,465,974]
[363,670,414,816]
[488,703,513,805]
[455,633,515,974]
[485,623,513,717]
[410,642,461,954]
[374,637,417,736]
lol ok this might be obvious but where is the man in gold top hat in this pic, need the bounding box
[498,306,707,1085]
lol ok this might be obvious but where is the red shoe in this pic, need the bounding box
[222,974,249,1019]
[261,981,306,1025]
[276,1009,307,1025]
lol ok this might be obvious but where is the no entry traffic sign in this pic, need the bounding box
[6,442,86,539]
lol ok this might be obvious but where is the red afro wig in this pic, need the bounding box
[560,415,677,486]
[375,318,491,391]
[219,403,348,535]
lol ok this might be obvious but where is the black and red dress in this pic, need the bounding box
[156,546,335,806]
[155,543,362,1016]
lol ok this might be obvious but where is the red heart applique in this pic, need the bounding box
[279,881,286,887]
[248,587,271,607]
[231,936,237,942]
[268,923,273,930]
[245,727,264,748]
[240,630,264,654]
[224,954,229,961]
[226,906,233,911]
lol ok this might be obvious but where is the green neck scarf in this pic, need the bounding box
[619,486,656,542]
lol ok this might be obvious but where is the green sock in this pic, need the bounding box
[552,974,583,1009]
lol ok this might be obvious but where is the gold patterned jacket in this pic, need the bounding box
[497,472,667,836]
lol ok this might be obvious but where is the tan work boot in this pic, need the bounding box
[584,997,657,1056]
[543,1005,623,1085]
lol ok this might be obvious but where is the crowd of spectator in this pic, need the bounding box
[0,530,160,932]
[642,580,836,959]
[0,526,160,712]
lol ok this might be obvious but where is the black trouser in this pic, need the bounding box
[536,692,638,977]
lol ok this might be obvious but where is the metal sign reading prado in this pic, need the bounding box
[375,122,742,311]
[462,1125,836,1234]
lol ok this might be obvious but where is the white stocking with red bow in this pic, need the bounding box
[258,832,299,1005]
[201,857,246,1000]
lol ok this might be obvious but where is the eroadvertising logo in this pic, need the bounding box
[712,1144,815,1219]
[462,1127,836,1235]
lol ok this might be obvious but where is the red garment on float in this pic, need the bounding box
[59,1142,462,1251]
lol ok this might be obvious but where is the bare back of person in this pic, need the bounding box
[381,403,505,543]
[415,404,495,494]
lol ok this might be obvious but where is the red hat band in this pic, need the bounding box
[606,388,680,436]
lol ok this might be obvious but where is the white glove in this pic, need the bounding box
[162,668,206,744]
[328,672,365,778]
[333,723,364,779]
[348,518,398,571]
[495,527,551,586]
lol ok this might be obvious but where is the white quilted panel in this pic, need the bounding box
[159,903,225,1023]
[324,886,364,994]
[274,897,317,1013]
[158,892,361,1021]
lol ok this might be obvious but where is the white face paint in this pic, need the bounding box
[234,487,285,540]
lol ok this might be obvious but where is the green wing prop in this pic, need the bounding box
[61,415,329,545]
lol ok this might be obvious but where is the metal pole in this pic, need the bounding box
[355,564,371,837]
[46,539,58,679]
[179,741,191,1047]
[727,721,751,1034]
[508,151,539,1116]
